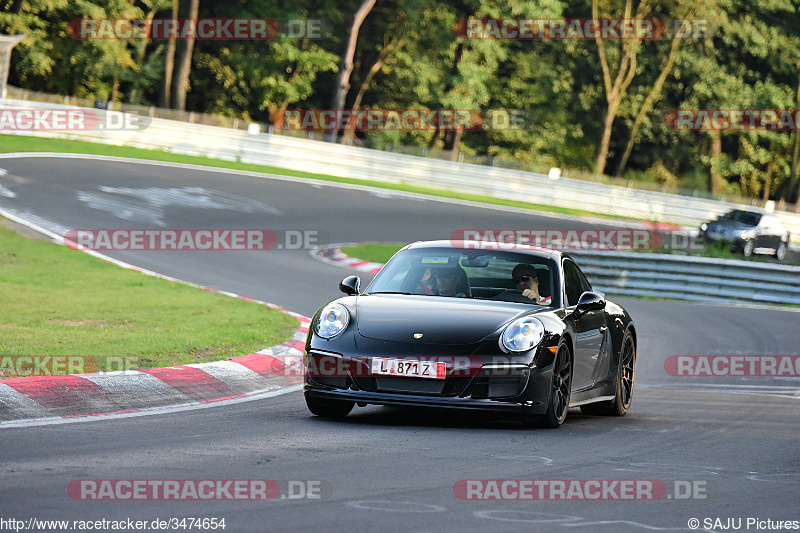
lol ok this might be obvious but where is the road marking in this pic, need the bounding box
[474,511,581,524]
[345,501,446,513]
[474,511,706,530]
[611,462,723,476]
[746,473,800,484]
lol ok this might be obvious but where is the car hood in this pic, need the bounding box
[355,294,532,345]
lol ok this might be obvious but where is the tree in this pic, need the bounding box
[158,0,178,107]
[169,0,198,110]
[324,0,376,142]
[1,0,142,100]
[187,0,338,122]
[591,0,650,177]
[613,10,693,176]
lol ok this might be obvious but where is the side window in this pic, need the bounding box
[563,260,591,307]
[576,266,592,294]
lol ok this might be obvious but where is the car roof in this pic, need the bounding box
[722,209,785,223]
[726,208,765,215]
[403,240,565,262]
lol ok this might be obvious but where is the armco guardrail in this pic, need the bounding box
[570,251,800,305]
[2,98,800,241]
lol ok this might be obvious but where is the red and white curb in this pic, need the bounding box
[0,207,310,426]
[311,242,386,274]
[0,318,308,424]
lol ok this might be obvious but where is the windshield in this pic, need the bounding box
[366,247,557,306]
[721,210,761,226]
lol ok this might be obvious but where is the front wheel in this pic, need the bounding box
[581,330,636,416]
[305,394,354,418]
[743,239,755,257]
[774,241,788,261]
[537,342,572,428]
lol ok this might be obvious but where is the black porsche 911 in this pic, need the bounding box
[303,240,636,428]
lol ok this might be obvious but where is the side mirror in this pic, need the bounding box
[575,291,605,314]
[339,275,361,296]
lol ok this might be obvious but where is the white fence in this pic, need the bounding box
[3,98,800,242]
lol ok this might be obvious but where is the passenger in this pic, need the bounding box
[434,267,470,297]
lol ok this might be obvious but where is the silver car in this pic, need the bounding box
[700,209,790,260]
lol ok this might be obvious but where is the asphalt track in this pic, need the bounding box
[0,154,798,532]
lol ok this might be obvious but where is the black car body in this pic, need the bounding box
[304,241,636,427]
[700,209,790,260]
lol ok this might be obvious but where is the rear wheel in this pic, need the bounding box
[537,342,572,428]
[581,330,636,416]
[305,395,354,418]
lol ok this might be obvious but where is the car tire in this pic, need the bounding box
[774,241,788,261]
[580,330,636,417]
[536,341,572,429]
[743,239,755,257]
[305,395,354,418]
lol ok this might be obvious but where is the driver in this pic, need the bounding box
[512,264,551,305]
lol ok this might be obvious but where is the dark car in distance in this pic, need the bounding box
[700,209,790,260]
[303,241,636,428]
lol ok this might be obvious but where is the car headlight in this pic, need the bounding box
[700,223,708,231]
[739,229,756,240]
[500,317,545,353]
[315,303,350,339]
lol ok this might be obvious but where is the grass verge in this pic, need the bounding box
[0,222,299,376]
[340,243,406,264]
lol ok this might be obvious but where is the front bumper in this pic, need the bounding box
[701,228,749,248]
[303,350,554,415]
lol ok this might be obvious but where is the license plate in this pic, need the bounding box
[371,358,446,379]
